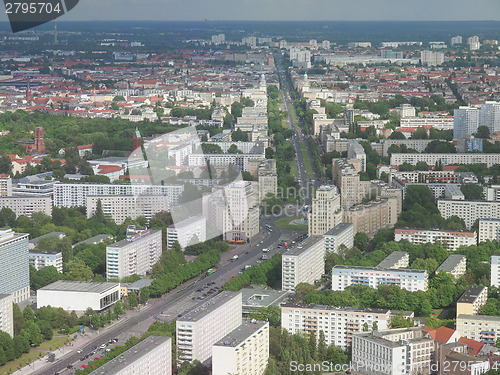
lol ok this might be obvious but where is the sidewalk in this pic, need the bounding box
[15,308,146,375]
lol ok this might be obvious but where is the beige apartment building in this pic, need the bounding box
[257,159,277,201]
[436,254,467,280]
[308,185,342,236]
[343,196,399,237]
[456,286,488,318]
[456,314,500,344]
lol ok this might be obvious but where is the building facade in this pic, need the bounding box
[176,291,242,364]
[454,107,480,138]
[456,314,500,344]
[106,226,162,280]
[0,196,52,218]
[166,216,206,249]
[0,229,29,303]
[212,322,269,375]
[391,153,500,168]
[308,185,342,236]
[377,251,409,269]
[436,254,467,279]
[343,197,399,238]
[323,223,354,253]
[438,199,500,229]
[282,236,325,292]
[0,294,13,337]
[394,228,476,251]
[479,219,500,242]
[456,286,488,318]
[29,250,63,273]
[332,265,428,292]
[492,254,500,288]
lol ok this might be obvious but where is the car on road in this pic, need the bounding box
[262,248,270,253]
[261,255,268,260]
[99,344,107,349]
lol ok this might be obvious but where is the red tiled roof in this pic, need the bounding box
[97,165,123,174]
[458,337,484,356]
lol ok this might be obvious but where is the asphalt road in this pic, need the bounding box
[32,216,303,375]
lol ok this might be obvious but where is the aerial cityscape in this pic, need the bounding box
[1,4,500,375]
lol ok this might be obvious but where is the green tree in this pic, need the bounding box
[416,161,429,171]
[22,321,43,346]
[65,259,94,281]
[231,128,248,142]
[113,301,123,316]
[23,306,35,322]
[227,144,243,154]
[474,125,490,138]
[0,155,12,174]
[354,232,369,251]
[13,303,24,335]
[37,320,54,341]
[460,183,484,200]
[398,162,414,171]
[129,291,138,308]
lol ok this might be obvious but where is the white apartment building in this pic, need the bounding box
[37,280,120,312]
[188,153,265,172]
[479,219,500,242]
[224,181,260,242]
[347,140,367,172]
[281,304,400,350]
[394,228,476,251]
[390,153,500,168]
[377,251,409,269]
[212,322,269,375]
[29,250,63,273]
[332,266,428,292]
[308,185,342,236]
[352,328,434,375]
[53,183,183,208]
[399,116,454,130]
[88,336,172,375]
[438,199,500,229]
[282,236,325,292]
[106,226,162,280]
[0,196,52,218]
[395,104,416,118]
[0,175,12,196]
[323,223,354,253]
[436,254,467,279]
[480,102,500,134]
[0,229,29,303]
[86,195,170,224]
[177,291,242,364]
[454,106,480,138]
[421,50,445,66]
[456,314,500,344]
[166,216,206,249]
[0,294,13,337]
[491,254,500,288]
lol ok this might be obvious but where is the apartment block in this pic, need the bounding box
[106,225,162,280]
[438,199,500,229]
[53,183,183,208]
[332,265,428,292]
[308,185,342,236]
[347,140,366,172]
[352,328,435,375]
[480,101,500,134]
[212,322,269,375]
[0,294,13,337]
[166,216,206,250]
[0,196,52,218]
[223,181,260,242]
[29,250,63,273]
[377,251,409,269]
[456,314,500,344]
[86,195,170,224]
[454,106,480,138]
[390,153,500,168]
[394,228,476,251]
[257,159,278,201]
[479,219,500,242]
[333,159,372,209]
[343,197,399,238]
[88,336,172,375]
[0,229,29,303]
[435,254,467,280]
[282,236,325,292]
[399,117,454,130]
[421,50,445,66]
[281,304,405,350]
[491,254,500,288]
[456,286,488,318]
[323,223,354,253]
[176,291,242,364]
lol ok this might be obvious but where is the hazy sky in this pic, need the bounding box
[12,0,500,22]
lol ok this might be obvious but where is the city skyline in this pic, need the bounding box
[0,0,499,22]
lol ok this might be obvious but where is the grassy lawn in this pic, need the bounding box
[0,330,75,375]
[300,142,314,178]
[0,350,47,374]
[274,216,308,231]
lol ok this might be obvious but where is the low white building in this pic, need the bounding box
[88,336,171,375]
[436,254,466,280]
[438,199,500,229]
[332,265,428,292]
[0,196,52,218]
[377,251,409,269]
[212,322,269,375]
[37,280,120,312]
[323,223,354,253]
[0,294,13,337]
[491,254,500,288]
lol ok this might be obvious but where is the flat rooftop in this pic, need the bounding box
[214,322,267,348]
[178,291,241,322]
[168,215,205,230]
[284,235,323,257]
[241,287,290,309]
[324,223,353,236]
[436,254,466,273]
[88,336,170,375]
[457,285,487,304]
[107,229,161,249]
[73,234,114,248]
[39,280,119,294]
[333,265,427,274]
[283,303,389,315]
[377,251,408,268]
[457,314,500,322]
